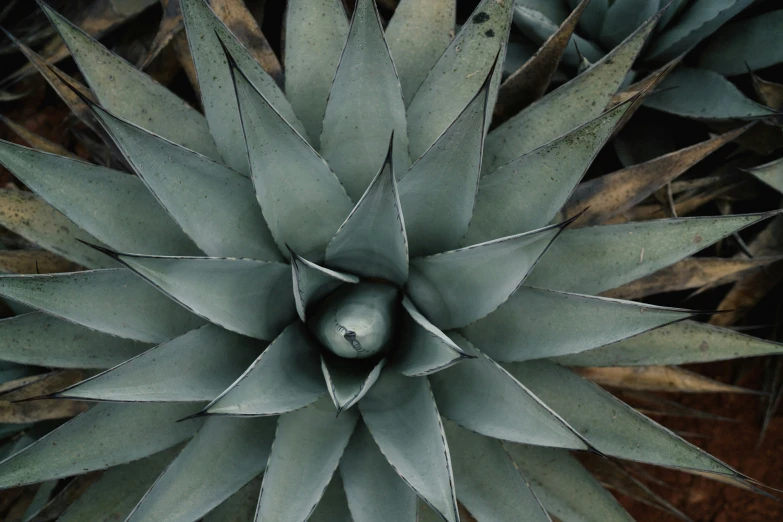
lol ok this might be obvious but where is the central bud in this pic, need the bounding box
[307,282,400,359]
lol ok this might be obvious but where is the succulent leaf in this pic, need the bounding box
[87,102,281,261]
[444,420,551,522]
[484,13,658,172]
[391,296,469,377]
[506,444,634,522]
[203,477,260,522]
[645,67,776,119]
[568,0,609,39]
[508,360,740,476]
[54,324,262,402]
[325,141,409,284]
[38,1,221,160]
[407,0,513,159]
[462,287,693,362]
[126,417,276,522]
[430,334,587,451]
[526,213,776,294]
[256,397,357,522]
[385,0,456,104]
[0,402,203,488]
[284,0,349,148]
[340,423,417,522]
[230,55,354,259]
[105,253,295,341]
[697,10,783,76]
[321,356,386,412]
[180,0,306,174]
[556,320,783,367]
[746,157,783,195]
[467,101,632,244]
[0,312,149,369]
[398,69,490,257]
[290,249,359,322]
[0,189,116,269]
[0,139,200,256]
[513,4,604,66]
[359,370,458,522]
[599,0,661,50]
[407,222,564,330]
[647,0,755,62]
[59,448,182,522]
[320,0,409,201]
[204,323,324,416]
[310,475,353,522]
[0,269,205,343]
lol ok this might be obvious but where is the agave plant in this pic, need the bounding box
[512,0,782,121]
[0,0,781,521]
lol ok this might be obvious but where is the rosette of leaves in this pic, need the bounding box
[511,0,783,121]
[0,1,781,521]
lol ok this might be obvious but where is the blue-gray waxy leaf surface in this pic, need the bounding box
[290,250,358,322]
[320,0,409,201]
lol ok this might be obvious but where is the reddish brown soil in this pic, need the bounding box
[621,359,783,522]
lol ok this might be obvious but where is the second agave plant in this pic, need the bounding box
[0,0,780,521]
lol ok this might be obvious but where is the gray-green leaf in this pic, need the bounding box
[407,0,513,159]
[205,323,325,416]
[256,397,357,522]
[39,2,220,159]
[507,360,739,475]
[467,101,631,244]
[0,312,149,369]
[555,320,783,367]
[462,287,693,362]
[0,402,202,488]
[126,416,276,522]
[290,250,358,322]
[360,370,458,522]
[746,157,783,195]
[310,475,353,522]
[429,334,587,451]
[0,269,204,343]
[399,71,489,257]
[109,253,294,341]
[320,0,409,201]
[321,356,385,412]
[484,14,657,172]
[407,222,563,329]
[284,0,348,148]
[55,324,262,402]
[88,102,281,261]
[385,0,456,104]
[697,10,783,76]
[0,189,115,269]
[231,57,354,259]
[340,422,417,522]
[0,139,199,256]
[526,213,774,294]
[506,444,634,522]
[645,67,775,119]
[444,420,551,522]
[325,142,408,284]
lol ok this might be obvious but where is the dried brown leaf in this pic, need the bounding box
[491,0,589,127]
[609,55,683,108]
[576,366,757,393]
[563,127,748,226]
[752,73,783,111]
[602,256,781,300]
[0,115,77,159]
[0,400,87,424]
[210,0,282,85]
[0,370,84,401]
[7,0,158,83]
[0,249,80,275]
[140,0,184,69]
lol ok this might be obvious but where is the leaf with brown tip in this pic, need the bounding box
[492,0,588,127]
[575,366,758,394]
[561,127,748,226]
